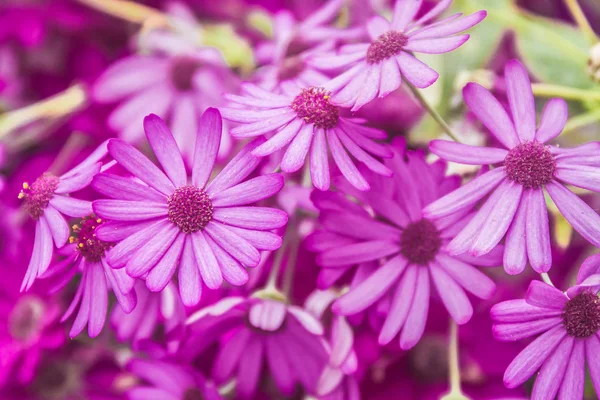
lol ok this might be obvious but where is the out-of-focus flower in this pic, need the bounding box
[426,59,600,274]
[307,140,498,349]
[126,358,222,400]
[93,43,238,162]
[92,110,287,306]
[181,297,327,398]
[307,0,486,110]
[221,84,392,191]
[19,141,108,291]
[491,254,600,399]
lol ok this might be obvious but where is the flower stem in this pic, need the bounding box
[563,0,599,45]
[76,0,168,26]
[405,82,462,143]
[562,108,600,135]
[541,272,555,287]
[282,232,299,296]
[531,83,600,101]
[0,85,86,139]
[48,133,89,175]
[264,215,295,293]
[441,321,470,400]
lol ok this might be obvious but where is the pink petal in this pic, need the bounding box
[206,138,265,194]
[310,128,331,190]
[204,222,260,267]
[404,34,470,54]
[429,140,508,165]
[252,119,303,157]
[204,235,248,286]
[396,51,439,88]
[536,98,568,143]
[266,335,296,395]
[249,300,287,332]
[49,196,92,218]
[391,0,422,31]
[192,108,222,188]
[212,206,288,230]
[525,189,552,273]
[236,336,264,398]
[493,318,562,342]
[409,10,486,39]
[505,59,536,142]
[503,196,528,275]
[399,266,430,350]
[317,240,400,267]
[191,232,223,290]
[490,299,562,323]
[351,64,381,111]
[531,336,573,400]
[367,16,390,40]
[328,130,369,191]
[210,174,284,208]
[379,57,402,98]
[379,265,417,345]
[526,280,567,310]
[280,123,314,172]
[143,114,187,187]
[42,206,69,247]
[436,254,496,299]
[178,236,202,307]
[430,263,473,324]
[92,173,166,202]
[558,339,584,400]
[93,199,167,221]
[555,165,600,192]
[213,328,251,383]
[126,224,180,278]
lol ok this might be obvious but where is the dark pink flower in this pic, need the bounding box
[92,110,287,306]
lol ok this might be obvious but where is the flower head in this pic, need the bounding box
[19,141,109,291]
[92,109,288,306]
[307,0,486,110]
[306,141,497,349]
[491,254,600,399]
[221,84,393,191]
[425,59,600,275]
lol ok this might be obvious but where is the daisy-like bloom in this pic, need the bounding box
[425,59,600,274]
[254,0,363,91]
[18,141,108,291]
[491,254,600,399]
[0,269,64,387]
[92,110,287,307]
[307,0,486,110]
[221,84,393,191]
[305,290,361,400]
[43,214,137,338]
[126,358,222,400]
[306,141,498,349]
[93,45,238,161]
[181,297,327,398]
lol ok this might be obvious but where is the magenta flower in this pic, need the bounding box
[425,59,600,274]
[93,47,238,161]
[19,141,108,291]
[306,142,497,349]
[307,0,486,110]
[182,297,327,398]
[221,84,393,191]
[92,109,288,306]
[42,215,137,339]
[126,358,222,400]
[491,255,600,399]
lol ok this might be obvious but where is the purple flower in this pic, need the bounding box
[93,47,238,162]
[181,297,327,398]
[491,255,600,399]
[307,0,486,110]
[306,141,497,349]
[425,59,600,274]
[92,109,288,306]
[221,85,393,191]
[126,358,222,400]
[19,141,109,291]
[41,214,137,339]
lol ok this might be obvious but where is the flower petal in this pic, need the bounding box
[212,206,288,230]
[192,108,222,188]
[49,196,92,218]
[204,222,260,267]
[191,232,223,290]
[399,266,430,350]
[328,129,369,191]
[430,263,473,324]
[178,236,202,307]
[404,34,470,54]
[391,0,422,31]
[206,138,265,194]
[429,140,508,165]
[525,189,552,273]
[93,199,167,221]
[436,254,496,299]
[379,265,418,345]
[126,223,180,278]
[281,123,314,172]
[526,280,567,310]
[531,336,573,400]
[143,114,187,187]
[396,51,439,88]
[317,240,400,267]
[536,98,568,143]
[505,59,536,142]
[310,128,330,190]
[92,173,166,202]
[43,206,69,247]
[210,174,284,207]
[493,318,562,342]
[558,339,584,400]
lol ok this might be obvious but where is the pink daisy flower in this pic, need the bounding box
[93,46,238,161]
[425,59,600,274]
[491,254,600,399]
[19,141,109,291]
[41,215,137,339]
[220,84,393,191]
[126,358,222,400]
[181,297,327,398]
[306,141,498,349]
[92,109,288,307]
[307,0,486,110]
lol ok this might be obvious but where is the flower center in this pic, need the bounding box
[562,291,600,338]
[70,215,113,263]
[366,31,408,64]
[170,56,201,92]
[19,172,59,219]
[290,87,339,129]
[9,296,44,342]
[400,219,441,265]
[183,388,205,400]
[504,141,556,189]
[167,185,213,234]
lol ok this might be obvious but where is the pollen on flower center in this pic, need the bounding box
[167,185,213,233]
[400,219,441,265]
[504,141,556,189]
[290,87,339,129]
[170,56,201,92]
[562,291,600,338]
[70,215,113,263]
[9,296,44,342]
[183,388,205,400]
[19,173,59,219]
[366,31,408,64]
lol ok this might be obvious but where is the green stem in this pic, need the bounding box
[562,109,600,135]
[541,272,555,287]
[405,82,462,143]
[441,321,469,400]
[531,83,600,101]
[564,0,599,45]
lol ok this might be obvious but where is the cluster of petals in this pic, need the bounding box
[306,141,497,349]
[92,109,288,306]
[308,0,486,110]
[426,59,600,274]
